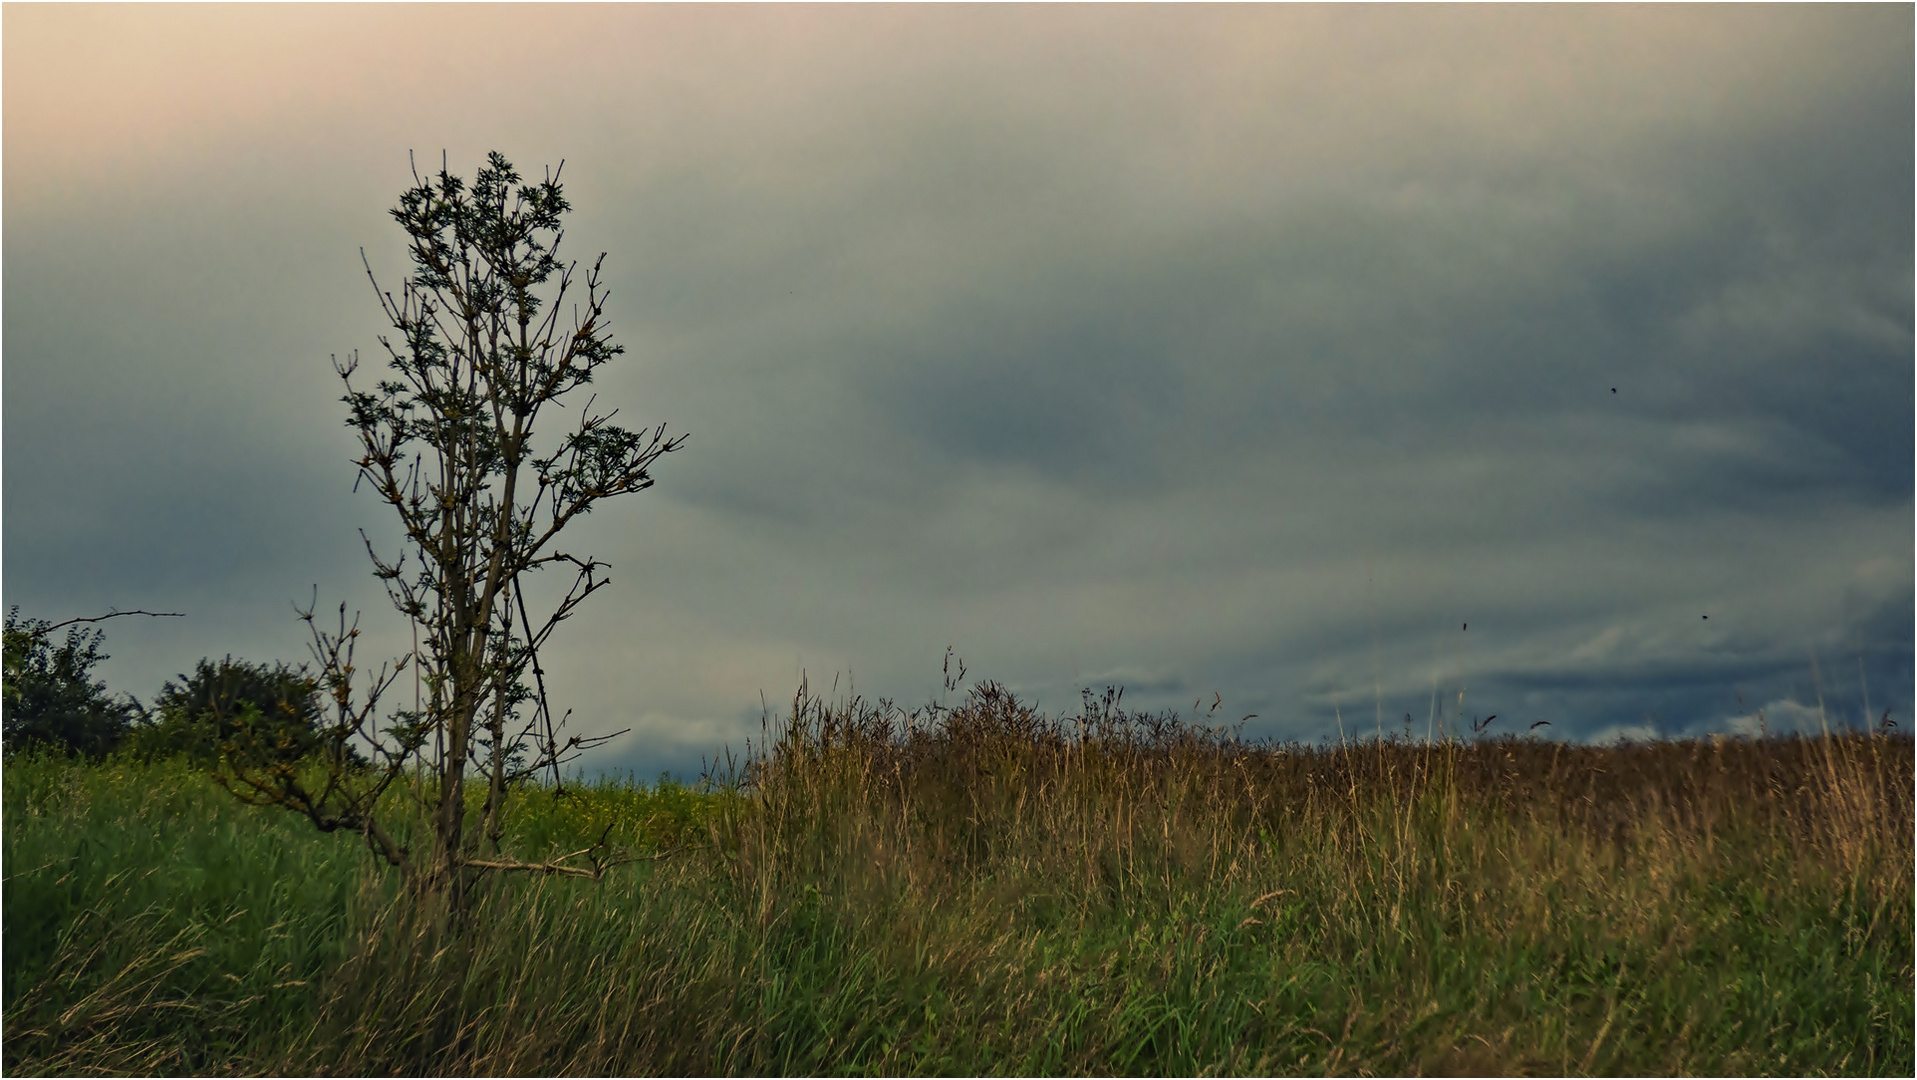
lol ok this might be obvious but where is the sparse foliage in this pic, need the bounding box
[217,152,685,907]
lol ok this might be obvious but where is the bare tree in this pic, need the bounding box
[216,152,684,910]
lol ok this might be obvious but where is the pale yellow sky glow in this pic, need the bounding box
[4,4,1869,212]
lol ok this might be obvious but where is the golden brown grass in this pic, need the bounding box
[6,682,1910,1075]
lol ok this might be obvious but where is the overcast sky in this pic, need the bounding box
[4,4,1911,777]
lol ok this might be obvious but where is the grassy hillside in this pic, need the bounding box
[3,686,1910,1076]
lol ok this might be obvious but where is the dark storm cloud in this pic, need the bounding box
[3,5,1909,775]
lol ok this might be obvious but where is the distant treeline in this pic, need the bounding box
[3,607,331,764]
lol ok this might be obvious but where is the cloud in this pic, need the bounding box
[3,5,1909,777]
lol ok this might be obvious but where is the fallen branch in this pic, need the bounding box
[461,844,703,880]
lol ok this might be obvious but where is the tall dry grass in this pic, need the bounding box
[6,682,1911,1075]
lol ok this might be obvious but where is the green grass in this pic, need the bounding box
[3,688,1911,1076]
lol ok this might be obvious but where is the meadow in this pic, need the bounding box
[3,684,1911,1076]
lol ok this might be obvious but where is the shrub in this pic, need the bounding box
[133,656,335,766]
[1,607,140,758]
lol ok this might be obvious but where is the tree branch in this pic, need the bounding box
[40,610,184,634]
